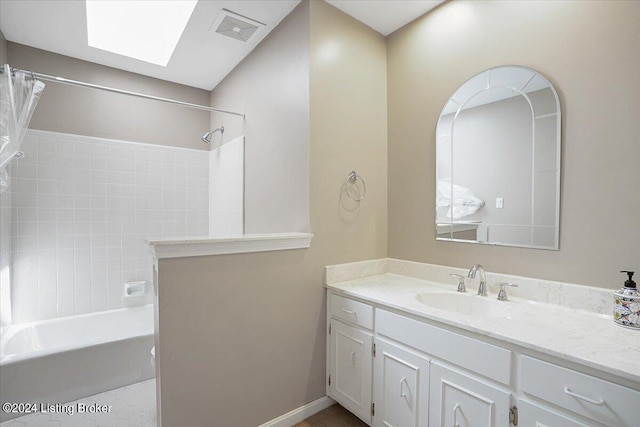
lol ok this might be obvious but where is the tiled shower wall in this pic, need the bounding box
[209,136,244,237]
[0,176,11,327]
[9,130,210,323]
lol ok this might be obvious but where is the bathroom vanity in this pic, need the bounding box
[325,259,640,427]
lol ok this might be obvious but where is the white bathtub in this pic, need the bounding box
[0,304,155,422]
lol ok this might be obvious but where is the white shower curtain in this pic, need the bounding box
[0,64,45,192]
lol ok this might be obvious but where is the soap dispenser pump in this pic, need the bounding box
[614,270,640,329]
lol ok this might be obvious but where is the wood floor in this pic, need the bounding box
[294,404,367,427]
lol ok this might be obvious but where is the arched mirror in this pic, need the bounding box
[435,65,561,249]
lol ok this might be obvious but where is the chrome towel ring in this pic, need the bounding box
[344,170,366,202]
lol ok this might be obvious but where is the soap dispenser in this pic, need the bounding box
[614,271,640,329]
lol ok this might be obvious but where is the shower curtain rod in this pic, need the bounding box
[2,66,245,118]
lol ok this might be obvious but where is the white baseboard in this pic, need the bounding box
[257,396,336,427]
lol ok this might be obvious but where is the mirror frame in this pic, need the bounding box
[435,65,561,250]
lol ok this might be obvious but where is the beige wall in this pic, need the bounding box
[388,0,640,288]
[210,0,310,233]
[7,43,209,150]
[157,1,387,425]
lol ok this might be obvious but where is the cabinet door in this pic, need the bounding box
[373,338,429,427]
[518,399,591,427]
[329,320,373,424]
[429,362,511,427]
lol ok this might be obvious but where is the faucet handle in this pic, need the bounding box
[450,274,466,293]
[497,282,519,301]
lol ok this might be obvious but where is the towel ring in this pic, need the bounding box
[344,171,366,202]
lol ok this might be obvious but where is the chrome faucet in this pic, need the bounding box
[497,282,519,301]
[468,264,487,296]
[450,274,466,293]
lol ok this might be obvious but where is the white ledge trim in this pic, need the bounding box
[148,233,313,259]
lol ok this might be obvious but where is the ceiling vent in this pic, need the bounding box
[210,9,265,43]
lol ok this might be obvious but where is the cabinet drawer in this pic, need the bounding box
[376,309,511,385]
[518,399,590,427]
[521,356,640,427]
[330,294,374,330]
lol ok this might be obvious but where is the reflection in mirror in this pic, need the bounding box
[435,66,561,249]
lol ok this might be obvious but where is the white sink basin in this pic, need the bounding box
[415,292,515,318]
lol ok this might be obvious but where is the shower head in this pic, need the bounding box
[201,126,224,144]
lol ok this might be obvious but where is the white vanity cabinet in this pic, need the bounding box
[328,295,374,424]
[372,337,429,427]
[327,291,512,427]
[326,290,639,427]
[376,307,512,427]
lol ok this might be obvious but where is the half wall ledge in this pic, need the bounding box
[147,233,313,259]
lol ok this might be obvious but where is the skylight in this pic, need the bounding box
[86,0,198,66]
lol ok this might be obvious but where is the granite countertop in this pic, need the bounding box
[326,272,640,385]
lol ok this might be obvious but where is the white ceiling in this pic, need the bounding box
[0,0,300,91]
[327,0,444,36]
[1,0,445,91]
